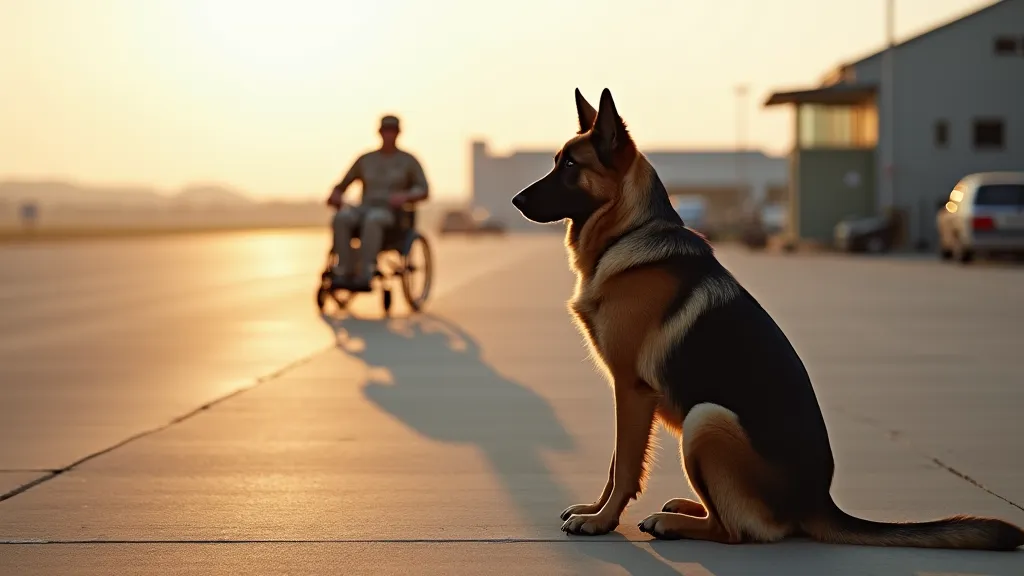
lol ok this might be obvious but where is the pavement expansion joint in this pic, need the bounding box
[0,346,334,504]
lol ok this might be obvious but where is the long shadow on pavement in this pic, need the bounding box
[320,311,1021,575]
[324,311,842,574]
[322,311,578,530]
[323,311,689,574]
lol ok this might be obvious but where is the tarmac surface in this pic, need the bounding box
[1,230,1022,575]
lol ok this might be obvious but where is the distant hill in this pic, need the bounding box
[173,184,251,207]
[0,180,254,207]
[0,180,165,207]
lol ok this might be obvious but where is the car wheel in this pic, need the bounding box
[950,235,971,265]
[865,235,886,254]
[939,244,953,261]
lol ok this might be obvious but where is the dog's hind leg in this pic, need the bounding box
[655,406,701,520]
[661,498,707,516]
[639,403,792,544]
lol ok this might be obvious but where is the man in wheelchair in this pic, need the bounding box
[326,115,429,291]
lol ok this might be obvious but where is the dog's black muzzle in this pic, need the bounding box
[512,173,564,224]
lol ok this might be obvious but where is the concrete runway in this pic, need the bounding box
[1,230,1022,575]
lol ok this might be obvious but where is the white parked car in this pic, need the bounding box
[937,171,1024,264]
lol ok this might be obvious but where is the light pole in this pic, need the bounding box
[735,84,748,153]
[735,84,750,215]
[880,0,895,212]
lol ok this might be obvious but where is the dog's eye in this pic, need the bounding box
[563,157,576,168]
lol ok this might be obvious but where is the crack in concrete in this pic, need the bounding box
[829,405,1024,513]
[0,348,329,504]
[0,242,550,506]
[931,458,1024,514]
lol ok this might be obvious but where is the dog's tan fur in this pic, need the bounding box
[652,403,792,543]
[562,158,778,540]
[554,97,769,539]
[513,88,1024,550]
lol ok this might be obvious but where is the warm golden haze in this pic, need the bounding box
[0,0,998,200]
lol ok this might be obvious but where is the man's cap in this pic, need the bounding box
[380,115,400,131]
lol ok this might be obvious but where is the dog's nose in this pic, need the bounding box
[511,194,525,209]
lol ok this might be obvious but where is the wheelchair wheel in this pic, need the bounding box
[317,270,331,311]
[317,269,353,313]
[400,233,433,312]
[317,286,328,311]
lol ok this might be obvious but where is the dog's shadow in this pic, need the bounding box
[322,310,579,527]
[321,311,708,573]
[320,309,1024,575]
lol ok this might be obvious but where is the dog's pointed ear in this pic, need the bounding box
[592,88,632,164]
[575,88,597,134]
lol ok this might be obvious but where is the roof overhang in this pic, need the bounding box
[763,84,877,107]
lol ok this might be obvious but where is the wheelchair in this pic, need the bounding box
[317,206,434,315]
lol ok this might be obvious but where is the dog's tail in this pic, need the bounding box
[802,500,1024,551]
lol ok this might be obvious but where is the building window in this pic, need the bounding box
[993,36,1019,55]
[973,119,1005,150]
[797,103,877,149]
[934,120,949,148]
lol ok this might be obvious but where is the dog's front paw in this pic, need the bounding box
[560,502,602,520]
[561,513,617,536]
[638,513,685,540]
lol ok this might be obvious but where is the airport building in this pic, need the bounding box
[764,0,1024,249]
[470,140,788,233]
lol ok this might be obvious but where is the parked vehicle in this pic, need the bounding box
[673,196,715,240]
[740,203,788,250]
[936,171,1024,264]
[834,213,899,253]
[740,223,769,249]
[439,207,506,236]
[759,203,787,235]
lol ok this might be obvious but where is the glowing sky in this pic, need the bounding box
[0,0,997,200]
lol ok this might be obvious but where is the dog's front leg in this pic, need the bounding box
[560,454,614,520]
[561,379,657,536]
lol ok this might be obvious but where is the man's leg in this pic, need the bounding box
[332,205,363,280]
[353,207,395,288]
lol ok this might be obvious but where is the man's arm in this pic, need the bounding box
[328,156,363,206]
[405,155,429,203]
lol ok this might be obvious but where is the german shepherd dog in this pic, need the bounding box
[509,88,1024,550]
